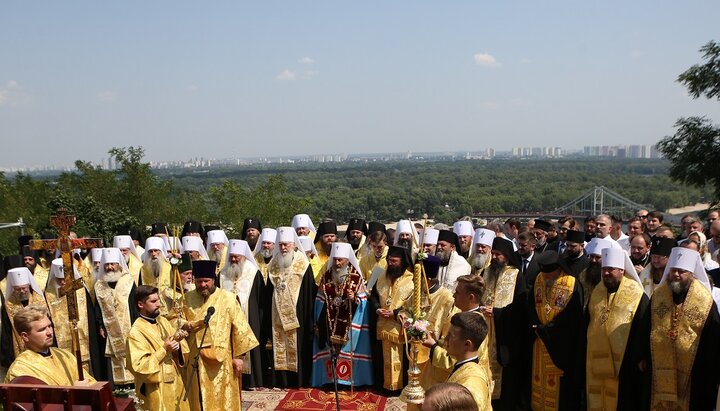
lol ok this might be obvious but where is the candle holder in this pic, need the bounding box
[399,339,426,404]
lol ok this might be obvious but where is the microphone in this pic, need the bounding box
[203,307,215,325]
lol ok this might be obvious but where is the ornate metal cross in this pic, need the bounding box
[30,208,103,380]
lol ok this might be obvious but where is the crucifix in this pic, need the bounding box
[30,208,104,380]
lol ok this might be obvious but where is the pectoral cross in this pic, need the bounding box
[30,208,104,380]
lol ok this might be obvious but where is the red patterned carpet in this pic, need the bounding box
[242,388,407,410]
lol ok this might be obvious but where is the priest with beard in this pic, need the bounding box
[394,220,419,259]
[532,220,555,254]
[0,267,47,367]
[639,236,674,297]
[346,218,369,260]
[242,218,262,251]
[528,250,584,411]
[453,221,475,260]
[479,237,529,410]
[44,258,102,380]
[314,221,338,276]
[469,228,495,276]
[435,230,472,291]
[648,247,720,411]
[218,239,265,389]
[263,227,317,388]
[311,242,373,388]
[114,235,143,285]
[183,260,258,411]
[94,247,138,387]
[206,229,229,274]
[368,245,414,393]
[21,245,49,291]
[254,228,276,284]
[578,238,613,311]
[585,247,650,411]
[560,229,588,277]
[141,237,172,289]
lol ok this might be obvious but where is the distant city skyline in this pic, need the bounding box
[2,2,719,169]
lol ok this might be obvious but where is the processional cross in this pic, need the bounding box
[30,208,104,380]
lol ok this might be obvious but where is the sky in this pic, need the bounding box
[1,1,719,169]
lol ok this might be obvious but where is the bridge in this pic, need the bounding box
[473,186,649,222]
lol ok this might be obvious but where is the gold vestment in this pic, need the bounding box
[95,274,135,385]
[375,269,414,391]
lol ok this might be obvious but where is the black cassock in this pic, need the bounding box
[367,285,408,394]
[528,278,584,411]
[492,269,531,411]
[260,264,316,388]
[562,252,589,278]
[239,270,265,389]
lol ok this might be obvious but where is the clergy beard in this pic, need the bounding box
[536,238,546,247]
[602,275,621,292]
[322,242,332,256]
[436,249,452,265]
[586,263,601,285]
[670,279,690,295]
[566,249,582,260]
[224,262,244,281]
[260,248,273,259]
[651,266,665,283]
[333,265,350,284]
[277,251,294,270]
[183,282,196,292]
[103,268,123,283]
[471,253,489,271]
[348,237,361,250]
[397,239,412,251]
[459,243,471,256]
[199,285,216,298]
[123,254,130,264]
[212,251,223,265]
[387,265,404,280]
[144,258,161,278]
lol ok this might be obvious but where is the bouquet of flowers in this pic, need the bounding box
[403,314,430,340]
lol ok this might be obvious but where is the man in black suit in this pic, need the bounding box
[517,231,541,290]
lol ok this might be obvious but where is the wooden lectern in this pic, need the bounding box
[0,381,135,411]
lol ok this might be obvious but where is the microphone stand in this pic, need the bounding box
[330,343,341,411]
[184,320,211,411]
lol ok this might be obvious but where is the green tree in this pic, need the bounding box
[657,40,720,204]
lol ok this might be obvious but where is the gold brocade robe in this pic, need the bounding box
[254,253,270,284]
[32,266,50,292]
[650,281,713,411]
[219,261,260,374]
[359,247,388,283]
[586,276,643,411]
[577,268,597,311]
[316,245,330,277]
[141,259,172,290]
[532,272,575,411]
[268,250,309,372]
[402,286,459,388]
[638,264,661,297]
[4,347,96,385]
[4,292,46,358]
[209,247,228,274]
[482,265,519,399]
[95,274,135,385]
[430,317,493,392]
[184,287,258,411]
[127,254,143,285]
[45,285,92,367]
[447,360,493,411]
[375,269,414,391]
[126,316,189,411]
[355,236,369,261]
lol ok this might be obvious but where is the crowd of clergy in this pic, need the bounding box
[1,209,720,411]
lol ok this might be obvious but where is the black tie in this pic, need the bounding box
[522,259,529,274]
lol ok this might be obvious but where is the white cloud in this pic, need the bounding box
[276,69,297,81]
[97,91,117,102]
[474,53,501,68]
[0,80,30,107]
[298,57,314,64]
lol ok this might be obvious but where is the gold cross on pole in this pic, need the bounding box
[29,208,104,381]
